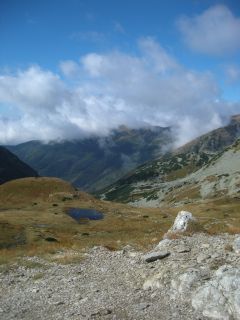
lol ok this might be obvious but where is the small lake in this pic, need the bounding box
[67,208,104,224]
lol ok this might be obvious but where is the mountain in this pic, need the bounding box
[175,114,240,154]
[100,115,240,206]
[7,126,172,192]
[0,146,38,184]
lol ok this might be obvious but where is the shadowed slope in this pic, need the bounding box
[0,147,38,184]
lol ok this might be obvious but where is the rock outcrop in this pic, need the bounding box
[162,210,197,239]
[192,265,240,320]
[1,233,240,320]
[167,210,195,232]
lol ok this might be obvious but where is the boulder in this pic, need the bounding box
[170,210,195,232]
[171,269,202,298]
[192,265,240,319]
[143,250,170,263]
[162,210,196,239]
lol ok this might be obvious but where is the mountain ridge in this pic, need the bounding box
[174,114,240,155]
[7,126,172,192]
[100,115,240,206]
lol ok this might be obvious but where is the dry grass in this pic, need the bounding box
[165,185,201,203]
[0,178,173,263]
[0,177,240,265]
[0,177,76,205]
[226,224,240,235]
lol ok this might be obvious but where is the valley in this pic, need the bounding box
[1,1,240,318]
[0,177,240,320]
[0,116,240,320]
[0,177,240,263]
[1,116,240,263]
[7,126,172,192]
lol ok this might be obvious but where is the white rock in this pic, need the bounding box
[233,237,240,254]
[143,273,163,290]
[155,238,171,250]
[143,266,170,290]
[171,269,201,298]
[201,243,210,249]
[197,253,210,264]
[167,210,195,235]
[192,265,240,319]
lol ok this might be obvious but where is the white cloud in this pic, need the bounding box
[0,66,65,114]
[225,64,240,83]
[177,5,240,56]
[59,60,81,78]
[139,37,180,74]
[81,53,105,77]
[0,39,239,146]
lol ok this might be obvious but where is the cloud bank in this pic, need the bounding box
[225,65,240,83]
[177,5,240,56]
[0,38,239,146]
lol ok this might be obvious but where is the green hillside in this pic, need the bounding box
[100,116,240,206]
[8,126,172,192]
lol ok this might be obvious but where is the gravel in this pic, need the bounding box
[0,233,240,320]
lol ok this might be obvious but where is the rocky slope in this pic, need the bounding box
[100,116,240,207]
[0,232,239,320]
[0,147,38,184]
[175,114,240,154]
[7,126,172,192]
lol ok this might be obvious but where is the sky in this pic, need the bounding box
[0,0,240,145]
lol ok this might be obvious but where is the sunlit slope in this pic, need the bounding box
[100,117,240,207]
[0,177,76,205]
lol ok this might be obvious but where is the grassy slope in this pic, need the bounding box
[101,140,240,206]
[0,177,240,265]
[100,117,240,204]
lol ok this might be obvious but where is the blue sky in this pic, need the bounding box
[0,0,240,144]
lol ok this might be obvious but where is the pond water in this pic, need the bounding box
[67,208,104,223]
